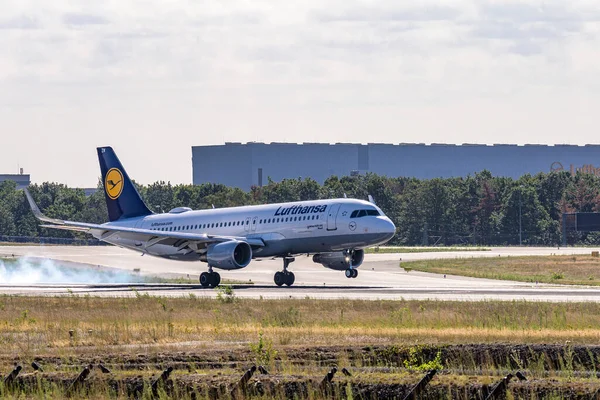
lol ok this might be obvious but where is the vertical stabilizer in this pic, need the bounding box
[97,147,152,222]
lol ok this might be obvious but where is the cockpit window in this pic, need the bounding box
[350,209,380,218]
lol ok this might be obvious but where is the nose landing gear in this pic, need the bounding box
[274,257,296,286]
[200,266,221,288]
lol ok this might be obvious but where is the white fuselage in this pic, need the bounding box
[96,198,396,262]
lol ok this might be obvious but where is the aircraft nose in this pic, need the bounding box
[385,217,396,235]
[376,216,396,242]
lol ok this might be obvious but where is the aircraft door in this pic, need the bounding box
[327,204,341,231]
[252,216,258,232]
[244,217,251,232]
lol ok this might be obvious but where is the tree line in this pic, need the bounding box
[1,170,600,246]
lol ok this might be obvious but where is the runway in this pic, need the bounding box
[1,245,600,301]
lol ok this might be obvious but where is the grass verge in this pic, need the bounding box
[1,296,600,356]
[366,246,490,254]
[401,255,600,285]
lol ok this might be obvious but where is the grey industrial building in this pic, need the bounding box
[192,143,600,190]
[0,173,31,189]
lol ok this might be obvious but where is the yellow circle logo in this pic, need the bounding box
[105,168,124,200]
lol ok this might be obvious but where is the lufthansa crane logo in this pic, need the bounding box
[105,168,124,200]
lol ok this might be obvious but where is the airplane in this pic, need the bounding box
[24,147,396,287]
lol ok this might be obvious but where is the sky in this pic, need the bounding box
[1,0,600,187]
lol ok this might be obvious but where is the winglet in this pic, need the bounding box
[368,194,376,204]
[23,187,64,225]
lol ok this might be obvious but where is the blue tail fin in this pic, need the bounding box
[97,147,152,222]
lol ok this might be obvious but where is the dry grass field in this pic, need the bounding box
[2,295,600,398]
[402,255,600,285]
[1,294,600,355]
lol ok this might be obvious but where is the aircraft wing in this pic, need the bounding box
[24,188,265,250]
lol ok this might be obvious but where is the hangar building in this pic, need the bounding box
[0,173,31,189]
[192,143,600,190]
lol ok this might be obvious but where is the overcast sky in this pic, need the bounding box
[1,0,600,187]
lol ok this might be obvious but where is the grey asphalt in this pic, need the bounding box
[1,245,600,301]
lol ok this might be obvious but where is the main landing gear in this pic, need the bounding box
[345,268,358,279]
[274,257,295,287]
[200,267,221,288]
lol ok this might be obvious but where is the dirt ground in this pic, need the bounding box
[3,343,600,399]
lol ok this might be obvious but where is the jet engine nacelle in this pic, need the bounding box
[312,249,364,271]
[203,240,252,270]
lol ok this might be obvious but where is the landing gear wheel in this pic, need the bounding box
[200,272,211,288]
[274,271,285,287]
[274,257,296,287]
[351,269,358,278]
[200,272,221,288]
[211,272,221,287]
[285,271,295,286]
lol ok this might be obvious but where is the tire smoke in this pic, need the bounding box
[0,257,143,284]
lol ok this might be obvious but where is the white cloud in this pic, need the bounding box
[1,0,600,186]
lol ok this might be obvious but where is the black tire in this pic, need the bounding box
[352,269,358,278]
[200,272,211,288]
[211,272,221,287]
[345,269,353,278]
[285,272,295,286]
[274,272,285,287]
